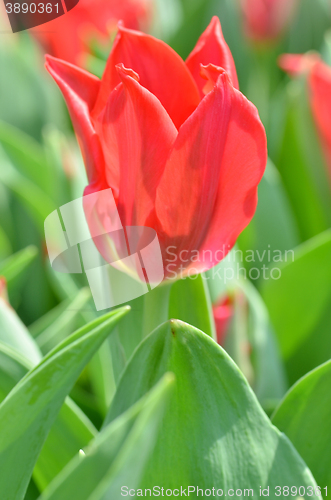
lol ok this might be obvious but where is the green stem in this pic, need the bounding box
[142,282,173,337]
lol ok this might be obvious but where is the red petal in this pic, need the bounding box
[93,26,200,128]
[94,63,177,227]
[278,53,320,78]
[186,16,239,97]
[193,77,267,273]
[155,72,266,276]
[200,63,227,95]
[213,296,233,346]
[45,55,104,184]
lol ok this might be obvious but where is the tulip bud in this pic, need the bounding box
[240,0,299,43]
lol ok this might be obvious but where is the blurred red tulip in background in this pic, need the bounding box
[46,17,267,281]
[213,296,233,346]
[279,53,331,181]
[32,0,152,65]
[240,0,299,42]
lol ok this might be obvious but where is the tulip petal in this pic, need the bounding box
[95,64,177,227]
[278,53,320,78]
[155,71,266,276]
[45,55,104,184]
[93,26,200,129]
[186,16,239,97]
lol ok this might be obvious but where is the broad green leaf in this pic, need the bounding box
[0,246,38,292]
[104,320,318,492]
[35,398,97,491]
[0,341,97,491]
[169,274,216,340]
[112,272,218,383]
[272,360,331,492]
[0,295,42,364]
[261,230,331,361]
[39,374,174,500]
[0,306,129,500]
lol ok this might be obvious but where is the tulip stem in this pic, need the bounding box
[142,282,173,337]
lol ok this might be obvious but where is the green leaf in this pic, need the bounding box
[0,295,42,364]
[0,340,97,491]
[34,397,97,491]
[142,283,172,337]
[28,295,85,340]
[0,306,129,500]
[113,295,145,367]
[0,246,38,293]
[104,320,318,491]
[284,296,331,385]
[272,360,331,492]
[261,230,331,362]
[204,255,287,410]
[238,160,300,282]
[287,0,331,53]
[0,33,66,139]
[238,280,288,412]
[0,341,30,403]
[24,480,40,500]
[169,274,216,340]
[0,223,12,261]
[275,79,331,240]
[46,262,118,420]
[0,146,56,234]
[0,121,52,196]
[31,288,92,354]
[39,374,174,500]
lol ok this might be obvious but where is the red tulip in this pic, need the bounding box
[0,277,10,306]
[33,0,151,65]
[45,17,267,281]
[279,53,331,180]
[240,0,299,42]
[213,296,233,346]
